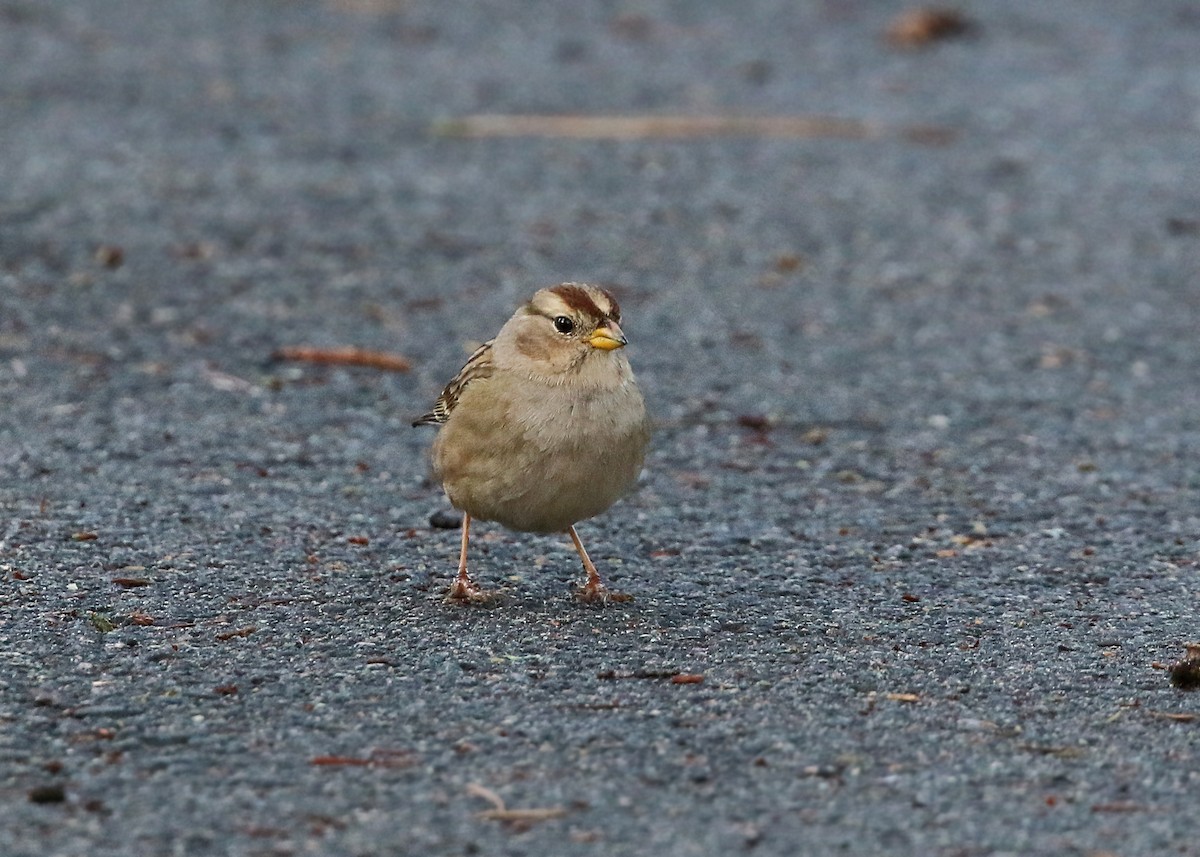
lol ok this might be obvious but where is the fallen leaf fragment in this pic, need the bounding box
[311,755,372,767]
[274,345,412,373]
[887,7,972,48]
[215,626,257,641]
[310,749,417,768]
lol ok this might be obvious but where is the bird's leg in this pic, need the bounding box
[446,513,489,602]
[568,525,632,603]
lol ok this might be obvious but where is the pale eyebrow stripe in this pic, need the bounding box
[525,294,572,317]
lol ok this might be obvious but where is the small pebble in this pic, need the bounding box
[29,784,66,804]
[429,509,463,530]
[1169,643,1200,690]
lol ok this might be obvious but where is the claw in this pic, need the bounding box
[576,580,633,604]
[446,575,494,603]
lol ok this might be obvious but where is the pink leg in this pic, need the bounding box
[446,513,489,602]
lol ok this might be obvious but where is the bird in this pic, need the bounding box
[413,283,650,603]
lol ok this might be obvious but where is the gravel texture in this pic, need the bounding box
[2,2,1199,855]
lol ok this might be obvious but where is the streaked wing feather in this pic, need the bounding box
[411,340,495,426]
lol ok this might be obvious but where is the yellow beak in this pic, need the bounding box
[589,322,628,351]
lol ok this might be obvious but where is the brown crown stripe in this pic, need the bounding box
[549,283,617,320]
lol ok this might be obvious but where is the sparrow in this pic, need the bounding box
[414,283,650,602]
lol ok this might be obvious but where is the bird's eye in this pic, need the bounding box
[553,316,575,334]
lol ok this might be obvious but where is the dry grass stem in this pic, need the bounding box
[434,114,883,140]
[1146,710,1197,722]
[274,345,412,373]
[466,782,569,827]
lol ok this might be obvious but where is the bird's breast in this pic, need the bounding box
[433,374,648,533]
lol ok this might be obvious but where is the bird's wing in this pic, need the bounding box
[411,340,496,426]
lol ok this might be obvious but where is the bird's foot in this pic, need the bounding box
[576,580,633,604]
[445,576,497,604]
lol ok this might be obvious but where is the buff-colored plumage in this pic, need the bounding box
[414,283,650,602]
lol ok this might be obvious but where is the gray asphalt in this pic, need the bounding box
[2,2,1199,855]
